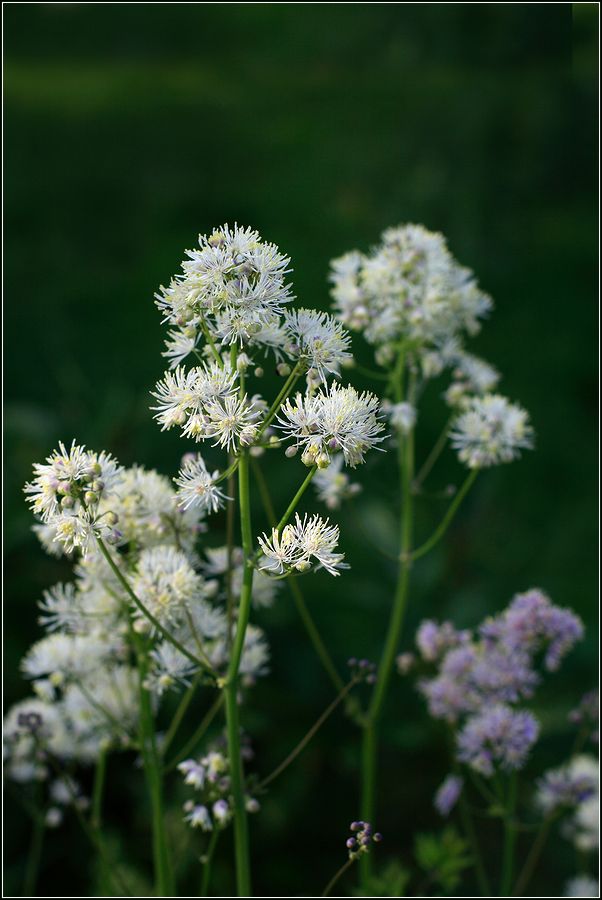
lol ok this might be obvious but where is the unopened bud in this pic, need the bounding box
[276,363,291,377]
[254,367,264,378]
[285,445,298,458]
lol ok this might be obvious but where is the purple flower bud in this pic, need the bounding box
[346,837,356,849]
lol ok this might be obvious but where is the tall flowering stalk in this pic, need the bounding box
[329,223,534,886]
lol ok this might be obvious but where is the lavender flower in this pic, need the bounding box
[416,620,470,662]
[536,755,598,814]
[434,774,463,817]
[456,704,539,776]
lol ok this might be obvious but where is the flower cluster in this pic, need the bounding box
[179,747,260,832]
[451,394,534,469]
[569,690,599,745]
[23,441,123,554]
[277,382,385,469]
[535,755,598,816]
[413,590,583,777]
[345,820,382,861]
[329,224,492,368]
[258,513,346,577]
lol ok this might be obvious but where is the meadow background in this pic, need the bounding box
[4,4,598,896]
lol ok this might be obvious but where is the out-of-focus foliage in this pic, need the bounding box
[4,4,597,896]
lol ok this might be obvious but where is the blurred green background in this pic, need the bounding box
[4,4,597,896]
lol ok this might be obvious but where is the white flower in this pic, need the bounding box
[277,382,385,468]
[151,363,237,431]
[451,394,534,468]
[313,455,361,510]
[258,513,346,576]
[193,393,260,451]
[21,633,118,682]
[330,224,492,360]
[162,327,200,368]
[146,642,200,695]
[132,546,210,628]
[174,454,229,514]
[178,759,206,790]
[387,402,417,435]
[185,803,212,831]
[283,308,352,378]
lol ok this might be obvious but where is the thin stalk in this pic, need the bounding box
[96,536,213,674]
[251,456,344,693]
[161,670,204,758]
[226,455,236,648]
[23,812,45,897]
[200,827,221,896]
[411,468,478,561]
[91,748,109,895]
[200,321,224,367]
[256,362,303,438]
[412,415,453,491]
[224,450,254,897]
[512,816,554,897]
[457,785,491,895]
[165,693,225,773]
[360,425,414,885]
[273,466,317,535]
[134,632,174,896]
[259,679,357,790]
[500,773,518,896]
[321,857,355,897]
[79,682,134,743]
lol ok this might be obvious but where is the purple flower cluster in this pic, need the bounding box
[414,589,583,778]
[345,820,382,861]
[456,705,539,776]
[434,774,463,817]
[535,757,598,814]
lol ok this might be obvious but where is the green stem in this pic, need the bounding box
[412,415,453,491]
[512,817,553,897]
[321,857,355,897]
[457,784,491,895]
[273,466,317,535]
[500,773,518,896]
[259,679,357,790]
[251,456,345,694]
[411,468,478,561]
[91,748,110,895]
[164,693,225,773]
[134,634,174,896]
[360,426,414,885]
[96,536,213,674]
[256,362,303,438]
[200,827,221,896]
[23,812,45,897]
[200,321,224,367]
[224,450,254,897]
[225,455,237,648]
[161,670,204,758]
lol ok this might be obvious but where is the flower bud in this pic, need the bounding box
[276,363,291,377]
[285,445,298,458]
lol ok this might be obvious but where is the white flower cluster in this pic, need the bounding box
[277,382,385,469]
[179,746,260,833]
[258,513,347,577]
[330,224,492,368]
[23,441,123,555]
[451,394,534,468]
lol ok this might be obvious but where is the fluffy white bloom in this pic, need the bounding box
[451,394,534,468]
[313,455,361,510]
[24,442,124,556]
[258,512,346,576]
[151,363,237,432]
[330,224,492,361]
[188,393,260,451]
[387,401,417,435]
[185,803,212,830]
[62,666,139,751]
[162,327,200,368]
[283,308,352,378]
[21,633,119,683]
[132,546,210,628]
[174,454,229,514]
[145,642,200,696]
[3,698,72,781]
[277,382,385,468]
[156,224,293,337]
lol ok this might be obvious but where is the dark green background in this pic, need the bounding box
[4,4,598,896]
